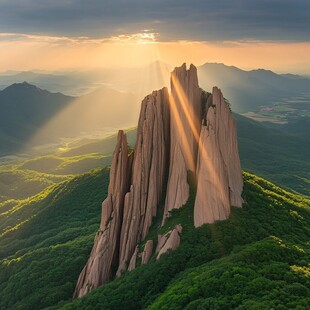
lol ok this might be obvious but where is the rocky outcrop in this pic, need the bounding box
[194,87,243,227]
[164,64,202,219]
[117,87,170,275]
[212,87,243,208]
[156,225,183,259]
[128,246,138,271]
[73,131,130,298]
[141,240,153,264]
[74,63,243,298]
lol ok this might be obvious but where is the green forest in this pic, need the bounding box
[0,168,309,309]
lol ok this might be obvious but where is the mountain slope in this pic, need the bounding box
[0,169,109,310]
[58,172,309,310]
[235,113,310,195]
[0,128,137,204]
[1,170,308,309]
[148,236,310,310]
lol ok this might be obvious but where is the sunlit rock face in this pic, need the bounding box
[194,87,243,227]
[74,88,170,298]
[164,64,202,220]
[117,88,170,275]
[156,225,183,259]
[141,240,153,264]
[73,130,130,298]
[74,64,243,298]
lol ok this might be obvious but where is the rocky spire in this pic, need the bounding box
[73,130,130,298]
[194,87,243,227]
[74,87,170,297]
[117,87,170,274]
[163,64,202,220]
[74,64,244,298]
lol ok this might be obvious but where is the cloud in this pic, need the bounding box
[0,0,309,41]
[0,31,160,45]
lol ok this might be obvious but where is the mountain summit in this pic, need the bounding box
[74,64,243,298]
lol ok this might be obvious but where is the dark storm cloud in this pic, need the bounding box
[0,0,309,41]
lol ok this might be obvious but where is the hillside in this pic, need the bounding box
[0,169,308,309]
[0,128,137,204]
[235,113,310,195]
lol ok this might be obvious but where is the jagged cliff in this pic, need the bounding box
[194,87,243,227]
[73,131,130,298]
[74,64,243,298]
[164,64,202,220]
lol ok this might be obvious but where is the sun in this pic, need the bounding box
[111,31,159,44]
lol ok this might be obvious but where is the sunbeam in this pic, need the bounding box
[170,68,231,210]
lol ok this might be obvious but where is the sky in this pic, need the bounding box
[0,0,309,73]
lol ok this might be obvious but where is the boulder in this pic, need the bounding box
[157,225,183,259]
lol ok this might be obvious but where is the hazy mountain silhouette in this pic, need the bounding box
[0,83,139,155]
[197,63,310,112]
[2,62,309,114]
[0,82,73,154]
[0,71,95,96]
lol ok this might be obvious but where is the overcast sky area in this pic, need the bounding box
[0,0,309,41]
[0,0,309,73]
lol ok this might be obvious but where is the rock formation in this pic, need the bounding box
[73,130,130,298]
[141,240,153,264]
[127,246,138,271]
[74,87,170,298]
[74,63,243,298]
[117,88,170,275]
[194,87,243,227]
[156,225,183,259]
[164,64,202,219]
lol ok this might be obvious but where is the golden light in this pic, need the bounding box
[170,68,229,206]
[110,32,159,44]
[0,32,309,73]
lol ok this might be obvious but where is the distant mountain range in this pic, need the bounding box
[0,61,171,97]
[1,62,310,113]
[197,63,310,112]
[0,62,309,156]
